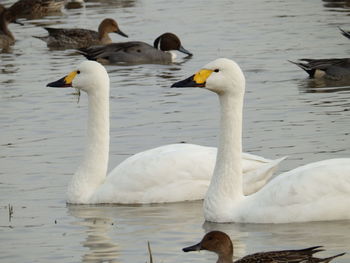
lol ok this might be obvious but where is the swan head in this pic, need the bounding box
[182,231,233,259]
[171,58,245,95]
[47,61,109,94]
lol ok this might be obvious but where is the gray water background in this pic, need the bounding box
[1,0,350,262]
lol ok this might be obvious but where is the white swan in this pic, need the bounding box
[47,60,285,204]
[171,58,350,223]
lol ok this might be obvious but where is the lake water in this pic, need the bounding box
[1,0,350,262]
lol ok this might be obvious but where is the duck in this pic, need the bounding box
[6,0,64,22]
[289,58,350,81]
[78,32,193,64]
[182,231,345,263]
[46,61,285,204]
[171,58,350,223]
[0,5,15,51]
[34,18,128,49]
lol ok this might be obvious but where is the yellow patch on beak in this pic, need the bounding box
[64,71,78,85]
[193,69,213,85]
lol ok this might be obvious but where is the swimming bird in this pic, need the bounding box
[34,18,128,49]
[171,58,350,223]
[78,32,193,64]
[183,231,345,263]
[289,58,350,81]
[6,0,64,22]
[0,5,15,51]
[339,27,350,39]
[46,61,284,204]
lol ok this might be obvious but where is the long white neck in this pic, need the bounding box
[204,81,245,220]
[67,87,110,203]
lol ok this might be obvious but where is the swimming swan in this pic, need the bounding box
[171,58,350,223]
[46,60,284,204]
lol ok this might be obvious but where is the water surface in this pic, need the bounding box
[1,0,350,262]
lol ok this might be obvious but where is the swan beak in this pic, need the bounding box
[171,69,213,88]
[182,242,202,252]
[47,71,78,88]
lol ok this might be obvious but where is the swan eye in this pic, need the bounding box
[77,70,81,74]
[214,69,219,73]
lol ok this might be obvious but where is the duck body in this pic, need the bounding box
[7,0,64,21]
[78,32,192,64]
[289,58,350,80]
[183,231,345,263]
[172,58,350,223]
[35,18,128,49]
[0,5,15,50]
[47,61,284,205]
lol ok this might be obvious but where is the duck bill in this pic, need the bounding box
[178,45,193,56]
[47,71,77,88]
[115,29,128,38]
[182,242,202,252]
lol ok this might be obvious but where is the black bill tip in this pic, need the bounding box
[116,29,128,38]
[171,75,204,88]
[178,45,193,56]
[47,76,72,88]
[182,242,201,252]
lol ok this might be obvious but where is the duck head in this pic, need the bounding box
[99,18,128,38]
[183,231,234,261]
[153,32,192,56]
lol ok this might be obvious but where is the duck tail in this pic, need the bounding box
[76,48,96,61]
[319,252,346,263]
[338,26,350,39]
[288,60,315,77]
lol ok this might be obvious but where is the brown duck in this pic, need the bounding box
[34,18,128,49]
[0,5,15,51]
[183,231,345,263]
[6,0,64,21]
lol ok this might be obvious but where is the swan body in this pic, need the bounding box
[171,58,350,223]
[47,61,284,204]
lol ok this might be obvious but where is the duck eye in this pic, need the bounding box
[214,69,219,73]
[77,70,81,74]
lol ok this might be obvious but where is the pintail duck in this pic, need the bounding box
[0,5,15,51]
[183,231,345,263]
[34,18,128,49]
[6,0,64,22]
[78,32,192,64]
[289,58,350,80]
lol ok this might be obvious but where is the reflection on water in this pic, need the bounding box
[297,78,350,93]
[68,206,119,263]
